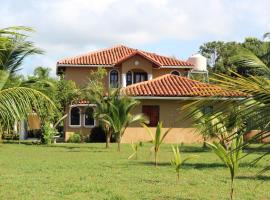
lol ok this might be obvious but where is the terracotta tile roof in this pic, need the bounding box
[57,45,193,67]
[121,74,244,97]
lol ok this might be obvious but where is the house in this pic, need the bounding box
[56,45,242,143]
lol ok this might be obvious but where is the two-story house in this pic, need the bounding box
[56,45,241,143]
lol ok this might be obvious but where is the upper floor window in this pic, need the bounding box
[84,107,95,127]
[70,107,80,126]
[109,70,119,88]
[142,105,159,127]
[171,71,180,76]
[126,71,133,86]
[134,72,147,84]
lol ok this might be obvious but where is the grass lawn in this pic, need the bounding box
[0,143,269,200]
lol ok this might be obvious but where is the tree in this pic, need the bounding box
[0,26,43,74]
[207,136,243,200]
[142,122,171,166]
[0,26,54,132]
[98,89,146,151]
[171,145,195,182]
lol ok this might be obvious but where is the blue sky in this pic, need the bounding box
[1,0,270,76]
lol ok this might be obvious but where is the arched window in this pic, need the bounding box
[84,107,95,127]
[126,71,133,86]
[109,70,119,88]
[70,107,80,126]
[171,71,180,76]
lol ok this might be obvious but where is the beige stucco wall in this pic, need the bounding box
[121,99,202,143]
[64,99,202,143]
[121,55,153,74]
[152,68,189,78]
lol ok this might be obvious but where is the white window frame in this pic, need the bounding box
[69,107,81,127]
[83,105,96,128]
[109,69,120,88]
[170,70,181,76]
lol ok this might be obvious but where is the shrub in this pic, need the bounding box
[67,133,81,143]
[89,126,106,142]
[41,123,56,144]
[2,132,19,140]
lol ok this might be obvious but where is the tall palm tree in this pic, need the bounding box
[0,26,55,132]
[0,26,43,74]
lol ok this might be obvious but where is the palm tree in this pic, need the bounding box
[207,136,243,200]
[0,70,54,131]
[142,122,172,166]
[0,26,55,133]
[0,26,43,74]
[98,89,146,151]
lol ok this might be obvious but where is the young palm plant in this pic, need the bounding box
[171,145,195,182]
[128,141,139,160]
[98,89,146,151]
[207,136,243,200]
[142,122,172,166]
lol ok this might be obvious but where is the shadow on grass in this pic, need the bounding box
[178,146,210,153]
[236,175,270,181]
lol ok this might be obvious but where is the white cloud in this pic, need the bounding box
[1,0,270,75]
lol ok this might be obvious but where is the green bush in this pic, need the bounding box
[67,133,81,143]
[41,123,56,144]
[2,133,19,140]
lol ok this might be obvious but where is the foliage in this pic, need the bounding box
[89,126,107,143]
[67,133,81,143]
[199,37,270,76]
[0,26,43,74]
[171,145,195,181]
[142,122,172,166]
[207,136,243,200]
[128,141,139,160]
[97,89,146,151]
[41,122,56,144]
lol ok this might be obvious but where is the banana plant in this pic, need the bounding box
[128,141,139,160]
[142,122,172,166]
[207,136,243,200]
[171,145,195,182]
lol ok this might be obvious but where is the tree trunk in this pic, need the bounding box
[177,171,180,182]
[230,179,234,200]
[203,136,207,148]
[155,151,157,167]
[105,131,111,148]
[117,135,121,152]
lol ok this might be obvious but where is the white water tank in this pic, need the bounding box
[187,54,207,71]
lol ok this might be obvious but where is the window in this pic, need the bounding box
[142,105,159,127]
[171,71,180,76]
[109,70,119,88]
[70,107,80,126]
[126,71,133,86]
[84,107,95,127]
[134,72,147,83]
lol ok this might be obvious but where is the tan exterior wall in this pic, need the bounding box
[64,99,202,143]
[152,68,189,78]
[121,99,202,143]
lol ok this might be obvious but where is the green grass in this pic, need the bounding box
[0,143,269,200]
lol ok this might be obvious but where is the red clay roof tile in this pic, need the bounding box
[57,45,193,67]
[121,74,244,97]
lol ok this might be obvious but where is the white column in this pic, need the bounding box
[148,73,153,81]
[122,73,126,87]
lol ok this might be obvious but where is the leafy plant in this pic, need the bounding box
[207,136,243,200]
[67,133,81,143]
[42,122,56,144]
[142,122,171,166]
[171,145,195,182]
[128,141,139,160]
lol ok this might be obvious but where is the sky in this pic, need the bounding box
[1,0,270,76]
